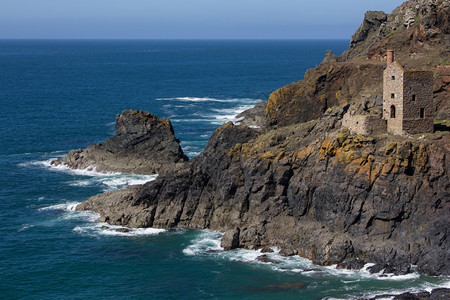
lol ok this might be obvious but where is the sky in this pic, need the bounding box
[0,0,405,39]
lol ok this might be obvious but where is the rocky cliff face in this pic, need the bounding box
[52,109,188,174]
[75,0,449,277]
[265,0,449,127]
[264,62,385,127]
[78,111,449,276]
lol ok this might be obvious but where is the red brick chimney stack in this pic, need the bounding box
[387,50,394,67]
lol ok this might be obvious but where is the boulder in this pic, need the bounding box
[221,228,240,251]
[336,259,366,270]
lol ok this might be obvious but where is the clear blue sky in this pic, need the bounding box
[1,0,405,39]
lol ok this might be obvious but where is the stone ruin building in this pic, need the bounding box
[382,50,434,135]
[342,50,434,136]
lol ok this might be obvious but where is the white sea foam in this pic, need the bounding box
[39,201,81,212]
[182,229,450,297]
[156,97,250,103]
[100,226,166,237]
[20,158,158,191]
[210,104,256,125]
[69,174,158,191]
[18,224,35,232]
[39,201,100,224]
[183,230,223,256]
[73,224,166,237]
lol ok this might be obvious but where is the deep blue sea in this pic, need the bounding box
[0,40,448,299]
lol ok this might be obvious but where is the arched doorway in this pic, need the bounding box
[390,105,396,118]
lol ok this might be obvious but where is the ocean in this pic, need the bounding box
[0,40,448,299]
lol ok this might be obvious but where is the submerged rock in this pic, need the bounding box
[52,109,188,175]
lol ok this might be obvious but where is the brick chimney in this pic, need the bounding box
[387,50,394,67]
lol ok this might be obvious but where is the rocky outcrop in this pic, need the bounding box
[78,111,449,276]
[264,62,385,127]
[343,0,450,66]
[235,101,267,128]
[52,109,188,174]
[368,288,450,300]
[74,0,449,278]
[264,0,449,129]
[346,11,388,60]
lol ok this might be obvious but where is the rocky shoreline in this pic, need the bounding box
[52,0,450,279]
[76,106,449,276]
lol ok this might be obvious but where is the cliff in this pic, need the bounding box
[75,0,449,277]
[265,0,450,127]
[78,111,449,276]
[52,109,188,174]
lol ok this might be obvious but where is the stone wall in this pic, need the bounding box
[402,71,434,134]
[383,62,404,135]
[342,113,387,135]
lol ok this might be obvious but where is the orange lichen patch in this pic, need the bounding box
[260,151,276,161]
[358,160,373,179]
[275,151,286,161]
[297,145,315,160]
[319,138,339,157]
[370,162,383,183]
[336,149,358,165]
[413,144,429,171]
[381,157,395,176]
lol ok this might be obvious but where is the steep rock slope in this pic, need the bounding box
[52,109,188,174]
[265,0,450,127]
[78,113,449,276]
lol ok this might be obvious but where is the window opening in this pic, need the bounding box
[390,105,396,118]
[412,94,416,101]
[391,93,395,99]
[420,108,424,118]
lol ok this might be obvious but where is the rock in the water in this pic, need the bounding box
[279,248,297,257]
[336,259,366,270]
[368,262,411,276]
[367,288,450,300]
[256,255,281,264]
[221,228,240,251]
[51,109,188,175]
[260,247,274,253]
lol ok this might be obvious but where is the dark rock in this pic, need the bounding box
[429,288,450,300]
[367,289,450,300]
[51,109,188,175]
[115,228,130,233]
[75,1,450,277]
[384,263,411,276]
[279,248,296,257]
[346,11,388,60]
[393,291,430,300]
[367,264,385,274]
[260,247,274,253]
[337,258,366,270]
[235,101,267,128]
[221,228,240,251]
[256,255,281,264]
